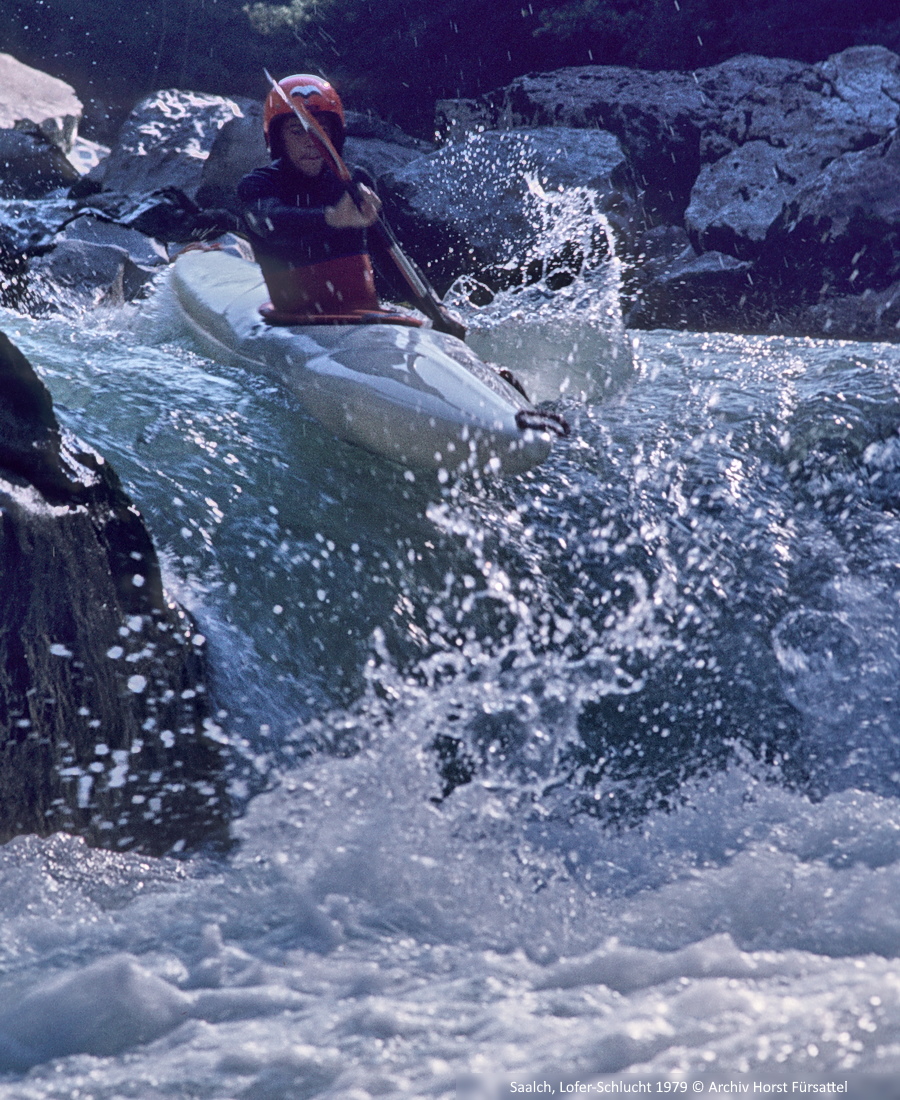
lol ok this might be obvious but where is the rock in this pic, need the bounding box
[67,135,110,177]
[196,104,267,213]
[343,136,426,188]
[343,111,432,183]
[93,187,237,243]
[779,282,900,342]
[93,89,249,201]
[0,129,79,200]
[685,140,806,259]
[56,214,168,268]
[686,49,900,261]
[30,239,154,308]
[438,67,708,222]
[0,227,35,311]
[382,126,632,292]
[760,135,900,299]
[0,195,76,253]
[0,331,229,854]
[0,53,82,152]
[625,243,757,332]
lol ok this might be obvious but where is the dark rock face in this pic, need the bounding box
[0,129,79,199]
[29,239,154,308]
[0,331,229,854]
[439,45,900,339]
[439,66,707,224]
[761,135,900,298]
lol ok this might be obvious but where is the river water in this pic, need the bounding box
[1,253,900,1097]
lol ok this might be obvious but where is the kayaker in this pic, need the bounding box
[237,74,389,320]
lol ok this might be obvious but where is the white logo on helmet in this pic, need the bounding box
[290,85,327,99]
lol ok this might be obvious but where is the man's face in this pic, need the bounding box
[282,119,325,177]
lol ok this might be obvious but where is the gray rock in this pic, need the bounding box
[438,67,708,221]
[343,136,426,187]
[686,49,900,262]
[197,105,267,212]
[778,282,900,342]
[66,135,110,177]
[761,135,900,297]
[383,127,632,291]
[685,140,814,259]
[56,214,169,268]
[0,52,82,152]
[95,89,249,200]
[30,239,154,307]
[0,129,79,200]
[625,243,757,332]
[0,195,77,252]
[0,331,228,854]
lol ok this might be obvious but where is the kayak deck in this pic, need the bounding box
[170,249,556,475]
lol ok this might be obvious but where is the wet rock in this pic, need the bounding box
[343,111,432,186]
[686,49,900,261]
[67,135,110,177]
[760,135,900,300]
[0,331,229,854]
[0,195,76,253]
[0,129,79,200]
[92,89,249,201]
[0,228,34,311]
[685,140,809,260]
[438,67,708,223]
[196,104,267,213]
[0,53,82,153]
[56,214,168,268]
[382,127,632,292]
[779,282,900,342]
[624,241,757,332]
[442,47,900,339]
[29,239,154,308]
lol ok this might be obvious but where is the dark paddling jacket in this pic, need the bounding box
[237,159,386,317]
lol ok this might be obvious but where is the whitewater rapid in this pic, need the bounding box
[1,271,900,1096]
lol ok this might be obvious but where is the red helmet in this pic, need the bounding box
[264,74,345,158]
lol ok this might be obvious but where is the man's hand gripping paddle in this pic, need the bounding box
[264,70,466,340]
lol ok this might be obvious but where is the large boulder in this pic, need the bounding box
[93,89,250,201]
[382,126,633,292]
[29,239,155,309]
[760,134,900,299]
[0,331,229,854]
[0,129,79,200]
[0,53,82,152]
[437,67,709,222]
[686,49,900,260]
[55,213,169,268]
[624,235,758,332]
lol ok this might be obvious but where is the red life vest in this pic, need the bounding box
[258,252,421,327]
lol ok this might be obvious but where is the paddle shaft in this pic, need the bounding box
[263,71,466,340]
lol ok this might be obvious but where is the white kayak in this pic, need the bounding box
[169,249,562,475]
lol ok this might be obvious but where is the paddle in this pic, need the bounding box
[264,70,466,340]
